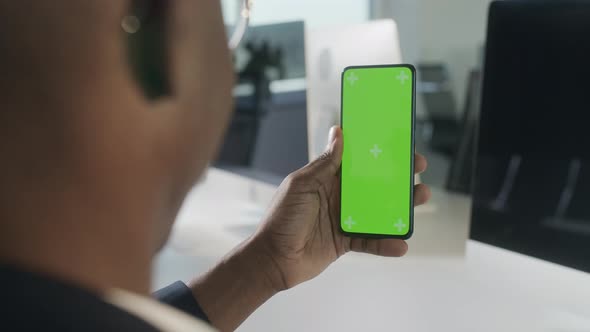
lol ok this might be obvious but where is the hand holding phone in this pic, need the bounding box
[340,65,416,239]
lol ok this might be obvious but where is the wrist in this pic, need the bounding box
[241,234,288,293]
[188,237,281,331]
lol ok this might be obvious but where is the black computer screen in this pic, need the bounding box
[471,0,590,272]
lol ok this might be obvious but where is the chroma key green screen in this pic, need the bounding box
[340,65,415,238]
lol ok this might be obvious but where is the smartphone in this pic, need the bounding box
[340,64,416,239]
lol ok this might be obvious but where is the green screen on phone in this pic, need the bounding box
[340,65,415,238]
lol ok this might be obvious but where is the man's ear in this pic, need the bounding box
[124,0,171,100]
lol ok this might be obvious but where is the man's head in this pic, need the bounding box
[0,1,234,290]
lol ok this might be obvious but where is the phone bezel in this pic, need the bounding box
[339,64,417,240]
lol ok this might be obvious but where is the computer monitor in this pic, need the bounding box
[471,0,590,272]
[215,21,309,185]
[305,19,403,159]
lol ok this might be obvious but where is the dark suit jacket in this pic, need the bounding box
[0,265,210,331]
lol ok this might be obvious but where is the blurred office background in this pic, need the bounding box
[217,0,490,189]
[210,0,590,271]
[155,1,590,331]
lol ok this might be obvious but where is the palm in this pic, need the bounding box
[257,173,346,289]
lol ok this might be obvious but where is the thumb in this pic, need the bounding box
[299,126,343,182]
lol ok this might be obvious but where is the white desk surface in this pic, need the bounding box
[154,168,590,332]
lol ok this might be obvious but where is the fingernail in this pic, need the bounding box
[328,126,337,143]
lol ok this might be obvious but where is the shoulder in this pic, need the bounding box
[0,266,161,331]
[106,288,216,332]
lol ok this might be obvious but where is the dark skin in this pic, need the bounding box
[0,2,431,331]
[192,128,430,331]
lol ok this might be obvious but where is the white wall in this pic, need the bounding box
[373,0,493,114]
[225,0,492,114]
[223,0,370,29]
[371,0,420,64]
[418,0,491,108]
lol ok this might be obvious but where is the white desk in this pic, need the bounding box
[154,168,590,332]
[164,168,470,258]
